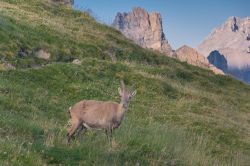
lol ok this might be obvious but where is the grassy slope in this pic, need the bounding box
[0,0,250,165]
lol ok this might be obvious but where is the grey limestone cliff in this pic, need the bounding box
[198,16,250,83]
[113,7,174,57]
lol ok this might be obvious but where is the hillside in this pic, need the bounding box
[0,0,250,165]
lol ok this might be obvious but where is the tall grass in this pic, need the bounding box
[0,0,250,165]
[0,60,249,165]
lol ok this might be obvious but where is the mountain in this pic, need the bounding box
[0,1,250,165]
[113,8,224,75]
[112,7,174,56]
[197,16,250,83]
[176,45,224,75]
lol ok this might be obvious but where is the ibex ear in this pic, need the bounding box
[118,87,123,96]
[131,90,137,97]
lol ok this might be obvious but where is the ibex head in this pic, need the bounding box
[118,81,136,110]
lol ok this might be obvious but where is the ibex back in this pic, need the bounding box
[67,81,136,143]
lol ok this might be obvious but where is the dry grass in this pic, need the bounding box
[0,0,250,165]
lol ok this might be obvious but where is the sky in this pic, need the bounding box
[74,0,250,49]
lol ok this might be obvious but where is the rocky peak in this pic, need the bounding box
[197,16,250,83]
[132,7,149,18]
[176,45,224,75]
[229,16,239,32]
[198,16,250,60]
[112,7,173,56]
[220,16,250,34]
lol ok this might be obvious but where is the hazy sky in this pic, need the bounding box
[74,0,250,49]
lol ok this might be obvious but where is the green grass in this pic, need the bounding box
[0,0,250,165]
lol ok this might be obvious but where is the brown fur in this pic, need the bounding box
[66,81,136,143]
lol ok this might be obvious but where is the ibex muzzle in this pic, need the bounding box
[67,81,136,143]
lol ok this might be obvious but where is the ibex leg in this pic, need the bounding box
[67,119,81,143]
[105,127,113,145]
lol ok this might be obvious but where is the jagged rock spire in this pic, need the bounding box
[113,7,174,57]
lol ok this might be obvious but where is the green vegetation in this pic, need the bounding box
[0,0,250,165]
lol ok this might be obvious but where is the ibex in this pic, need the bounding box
[67,81,136,143]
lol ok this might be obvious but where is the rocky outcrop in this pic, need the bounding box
[0,62,15,70]
[197,16,250,83]
[113,7,174,56]
[207,50,228,72]
[52,0,74,7]
[35,49,51,60]
[209,64,225,75]
[176,45,224,75]
[72,59,81,65]
[176,45,209,68]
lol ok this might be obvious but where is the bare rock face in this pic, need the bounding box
[209,64,225,75]
[197,16,250,82]
[72,59,82,65]
[176,45,209,68]
[113,7,173,56]
[52,0,74,7]
[0,62,15,70]
[35,49,51,60]
[176,45,224,75]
